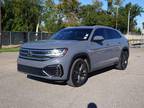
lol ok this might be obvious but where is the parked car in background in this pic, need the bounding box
[17,26,129,87]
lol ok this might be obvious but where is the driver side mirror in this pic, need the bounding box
[93,35,104,42]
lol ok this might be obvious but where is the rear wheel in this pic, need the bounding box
[116,51,129,70]
[67,58,89,87]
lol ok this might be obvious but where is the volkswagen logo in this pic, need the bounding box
[27,50,32,56]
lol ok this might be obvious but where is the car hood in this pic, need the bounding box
[21,40,81,49]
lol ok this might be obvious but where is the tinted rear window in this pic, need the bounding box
[105,29,121,39]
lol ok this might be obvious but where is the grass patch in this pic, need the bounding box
[0,47,20,53]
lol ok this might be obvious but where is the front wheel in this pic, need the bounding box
[116,51,129,70]
[67,58,89,87]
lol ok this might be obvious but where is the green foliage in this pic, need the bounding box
[58,0,80,26]
[2,0,42,31]
[1,0,142,33]
[116,3,142,33]
[42,0,62,32]
[2,0,14,31]
[133,28,141,34]
[78,3,115,27]
[114,0,124,6]
[0,47,19,52]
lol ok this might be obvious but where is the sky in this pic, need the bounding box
[80,0,144,29]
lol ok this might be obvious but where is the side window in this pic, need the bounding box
[105,29,115,39]
[113,30,122,38]
[92,28,107,39]
[105,29,121,39]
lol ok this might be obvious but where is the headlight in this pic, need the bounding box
[47,48,68,57]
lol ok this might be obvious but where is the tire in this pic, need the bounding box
[67,58,89,87]
[116,51,129,70]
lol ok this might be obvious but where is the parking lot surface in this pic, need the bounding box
[0,48,144,108]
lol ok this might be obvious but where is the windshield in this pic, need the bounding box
[50,28,93,41]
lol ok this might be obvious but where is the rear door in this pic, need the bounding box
[105,29,122,61]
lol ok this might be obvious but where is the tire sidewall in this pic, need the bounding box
[67,58,89,87]
[117,51,128,70]
[121,51,128,69]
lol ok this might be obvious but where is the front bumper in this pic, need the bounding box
[17,57,70,81]
[18,64,63,78]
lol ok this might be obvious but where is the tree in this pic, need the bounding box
[107,0,113,11]
[126,3,141,32]
[42,0,65,32]
[118,3,141,33]
[58,0,80,26]
[142,22,144,29]
[78,1,115,27]
[2,0,14,31]
[2,0,42,31]
[114,0,124,6]
[1,0,142,34]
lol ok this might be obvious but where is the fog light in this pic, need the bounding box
[43,64,63,77]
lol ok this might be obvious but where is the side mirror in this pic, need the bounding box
[93,36,104,42]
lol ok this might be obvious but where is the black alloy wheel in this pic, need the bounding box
[67,58,89,87]
[116,51,128,70]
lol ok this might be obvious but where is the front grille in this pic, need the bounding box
[19,48,52,61]
[18,64,47,76]
[18,64,63,77]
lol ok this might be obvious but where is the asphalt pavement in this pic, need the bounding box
[0,48,144,108]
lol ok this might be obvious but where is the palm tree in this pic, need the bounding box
[142,22,144,29]
[58,0,80,26]
[106,0,124,29]
[106,0,124,10]
[114,0,123,6]
[107,0,113,10]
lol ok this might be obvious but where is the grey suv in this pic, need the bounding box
[17,26,129,87]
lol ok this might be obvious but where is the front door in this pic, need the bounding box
[89,28,113,70]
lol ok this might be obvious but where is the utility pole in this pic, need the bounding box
[115,5,119,29]
[35,19,39,41]
[0,0,2,48]
[127,8,131,35]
